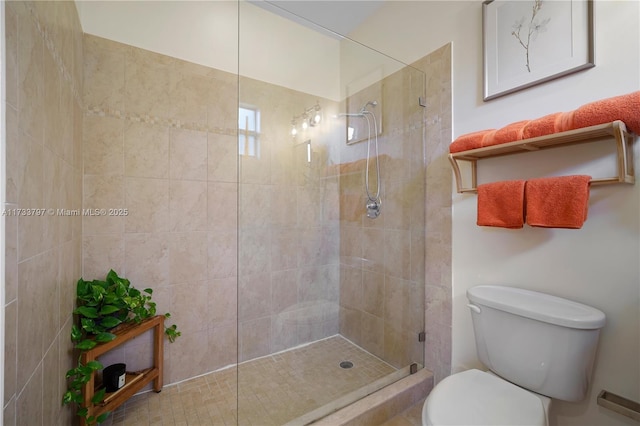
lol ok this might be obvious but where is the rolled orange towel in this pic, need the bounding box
[570,91,640,134]
[477,180,526,229]
[525,175,591,229]
[481,129,498,147]
[450,129,495,153]
[556,110,576,132]
[484,120,530,147]
[522,112,562,139]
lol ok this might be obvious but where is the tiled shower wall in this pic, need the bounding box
[82,34,239,384]
[82,34,341,383]
[3,1,84,424]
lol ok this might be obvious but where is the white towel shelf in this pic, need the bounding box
[449,120,636,193]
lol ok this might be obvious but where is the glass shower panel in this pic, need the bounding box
[238,2,425,424]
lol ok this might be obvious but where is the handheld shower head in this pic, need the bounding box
[359,100,378,114]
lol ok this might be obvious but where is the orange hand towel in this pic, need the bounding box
[570,91,640,134]
[525,175,591,229]
[477,180,526,229]
[450,129,495,153]
[522,113,562,139]
[484,120,530,147]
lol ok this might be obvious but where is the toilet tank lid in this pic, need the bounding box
[467,285,606,329]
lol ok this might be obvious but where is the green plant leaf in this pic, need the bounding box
[86,360,103,371]
[106,269,118,280]
[77,407,88,417]
[97,412,110,423]
[74,306,98,319]
[91,388,106,404]
[77,279,89,297]
[115,282,127,297]
[91,285,105,302]
[81,318,97,333]
[71,392,83,404]
[99,304,121,315]
[75,340,97,351]
[62,390,75,405]
[100,316,122,329]
[71,324,83,342]
[79,365,96,376]
[94,332,116,343]
[143,288,153,295]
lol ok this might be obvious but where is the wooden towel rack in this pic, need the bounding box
[449,120,636,193]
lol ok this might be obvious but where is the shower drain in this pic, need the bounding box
[339,361,354,369]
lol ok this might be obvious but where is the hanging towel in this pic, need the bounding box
[477,180,526,229]
[570,91,640,134]
[450,129,495,153]
[522,112,562,139]
[525,175,591,229]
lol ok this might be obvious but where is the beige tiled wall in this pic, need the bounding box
[4,1,84,424]
[82,34,240,384]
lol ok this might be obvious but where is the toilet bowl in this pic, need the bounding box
[421,369,551,426]
[422,285,605,426]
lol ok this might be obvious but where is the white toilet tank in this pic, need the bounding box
[467,285,606,402]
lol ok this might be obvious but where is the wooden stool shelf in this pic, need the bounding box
[80,315,164,426]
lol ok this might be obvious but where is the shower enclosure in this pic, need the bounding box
[236,2,426,423]
[28,0,429,423]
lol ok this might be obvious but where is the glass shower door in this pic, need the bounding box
[237,2,426,424]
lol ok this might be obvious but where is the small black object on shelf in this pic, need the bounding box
[103,363,126,392]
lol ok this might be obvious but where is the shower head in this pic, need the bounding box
[359,100,378,114]
[361,100,377,109]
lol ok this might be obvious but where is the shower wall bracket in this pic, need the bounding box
[449,120,636,193]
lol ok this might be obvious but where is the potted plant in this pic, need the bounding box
[62,269,180,424]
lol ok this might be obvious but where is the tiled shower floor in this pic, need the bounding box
[102,335,396,426]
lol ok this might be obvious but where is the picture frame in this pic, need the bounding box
[483,0,594,101]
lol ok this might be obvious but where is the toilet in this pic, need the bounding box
[422,285,606,426]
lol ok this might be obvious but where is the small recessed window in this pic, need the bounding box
[239,106,260,158]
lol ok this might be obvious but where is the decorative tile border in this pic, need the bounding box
[85,105,238,136]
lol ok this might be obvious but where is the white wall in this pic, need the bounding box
[351,1,640,425]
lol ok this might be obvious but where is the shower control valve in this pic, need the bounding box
[366,199,381,219]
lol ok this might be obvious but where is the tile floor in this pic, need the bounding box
[102,335,398,425]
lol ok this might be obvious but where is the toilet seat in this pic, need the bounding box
[422,369,548,426]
